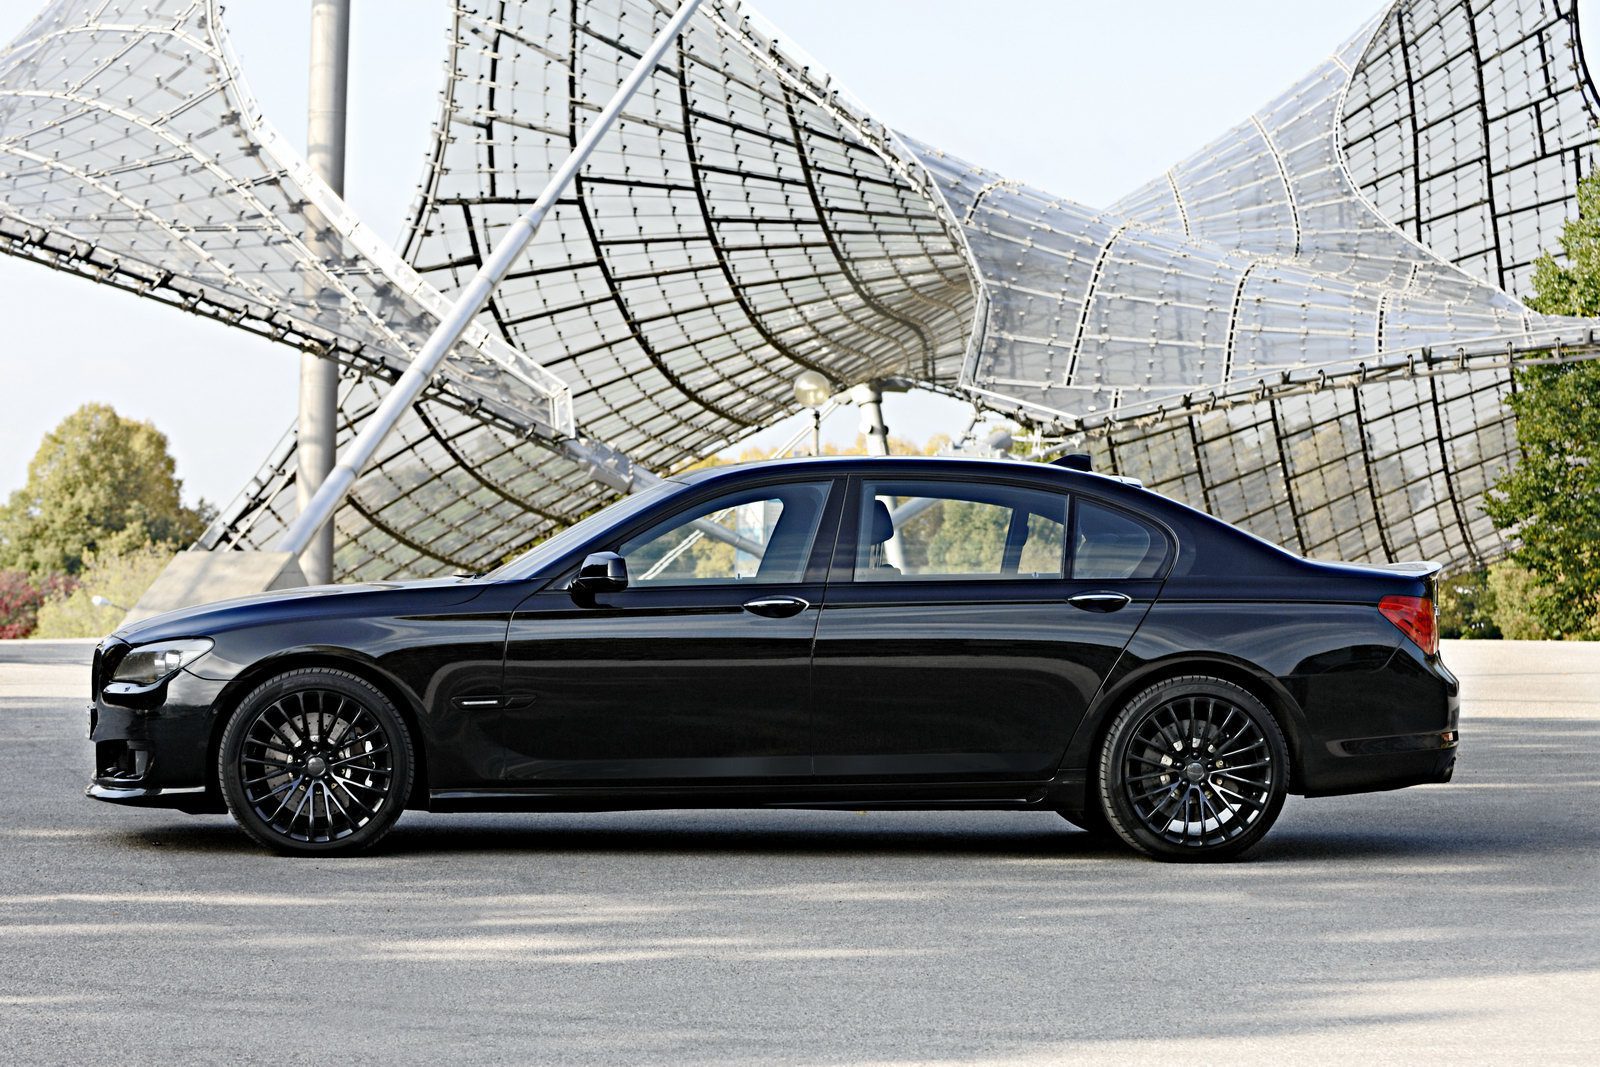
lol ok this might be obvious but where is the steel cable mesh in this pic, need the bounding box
[1,0,1598,579]
[210,0,984,578]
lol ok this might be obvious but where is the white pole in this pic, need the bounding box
[280,0,706,559]
[851,381,905,570]
[296,0,349,583]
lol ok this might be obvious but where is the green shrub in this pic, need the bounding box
[1485,561,1557,640]
[1437,568,1500,639]
[33,544,175,639]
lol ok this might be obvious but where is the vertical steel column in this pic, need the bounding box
[850,381,904,570]
[851,381,892,456]
[296,0,350,585]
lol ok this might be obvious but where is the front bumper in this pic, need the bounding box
[87,660,230,813]
[85,782,223,814]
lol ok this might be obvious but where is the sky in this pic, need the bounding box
[0,1,1384,510]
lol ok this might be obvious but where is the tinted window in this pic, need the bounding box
[1072,499,1167,579]
[854,480,1067,581]
[619,482,830,587]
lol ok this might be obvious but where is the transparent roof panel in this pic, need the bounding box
[1,0,1597,579]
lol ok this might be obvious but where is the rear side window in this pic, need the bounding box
[853,480,1068,581]
[1072,499,1168,580]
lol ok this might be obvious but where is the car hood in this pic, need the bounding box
[112,577,488,645]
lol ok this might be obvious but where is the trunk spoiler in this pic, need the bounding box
[1366,561,1444,578]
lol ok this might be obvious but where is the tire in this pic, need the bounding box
[218,667,414,856]
[1097,675,1288,861]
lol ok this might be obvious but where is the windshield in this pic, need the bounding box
[482,480,681,581]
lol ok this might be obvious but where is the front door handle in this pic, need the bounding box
[1068,591,1132,613]
[742,595,810,619]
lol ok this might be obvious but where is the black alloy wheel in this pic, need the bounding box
[219,668,413,855]
[1097,676,1287,861]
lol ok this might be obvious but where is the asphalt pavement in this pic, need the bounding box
[1,637,1596,1064]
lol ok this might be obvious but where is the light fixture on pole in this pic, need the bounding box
[793,370,831,456]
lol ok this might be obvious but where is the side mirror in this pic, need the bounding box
[570,551,628,595]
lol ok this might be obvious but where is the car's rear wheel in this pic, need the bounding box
[1097,676,1287,861]
[219,668,413,856]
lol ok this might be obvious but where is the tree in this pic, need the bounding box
[1482,173,1600,637]
[0,404,213,576]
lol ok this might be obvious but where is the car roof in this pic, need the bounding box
[673,454,1110,486]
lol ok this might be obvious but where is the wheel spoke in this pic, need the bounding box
[290,780,313,837]
[1142,784,1182,823]
[329,748,389,769]
[1196,787,1224,838]
[1211,781,1267,812]
[1214,770,1271,793]
[1131,779,1179,805]
[1212,707,1237,749]
[243,771,289,787]
[241,755,295,770]
[323,782,357,833]
[1217,734,1264,760]
[331,777,376,817]
[1126,769,1176,785]
[266,778,305,822]
[335,725,383,750]
[250,777,298,802]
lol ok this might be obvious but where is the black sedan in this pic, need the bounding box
[87,456,1458,860]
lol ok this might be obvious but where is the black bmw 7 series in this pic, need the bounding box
[87,456,1458,860]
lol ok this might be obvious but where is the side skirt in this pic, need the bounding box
[427,780,1059,814]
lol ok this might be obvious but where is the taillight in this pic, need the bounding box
[1380,595,1438,655]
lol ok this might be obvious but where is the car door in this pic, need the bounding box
[809,476,1169,781]
[498,477,842,783]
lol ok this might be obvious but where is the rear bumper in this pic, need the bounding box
[1302,732,1458,797]
[1296,645,1460,797]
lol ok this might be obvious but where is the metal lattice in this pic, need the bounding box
[0,0,1595,578]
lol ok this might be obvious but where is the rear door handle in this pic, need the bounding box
[742,595,810,619]
[1068,591,1131,613]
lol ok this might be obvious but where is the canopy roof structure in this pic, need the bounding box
[0,0,1595,577]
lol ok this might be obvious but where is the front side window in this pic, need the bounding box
[618,481,831,587]
[854,480,1068,581]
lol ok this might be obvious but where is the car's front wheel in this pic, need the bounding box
[218,667,413,855]
[1097,676,1288,861]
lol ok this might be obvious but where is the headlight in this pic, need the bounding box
[110,639,214,686]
